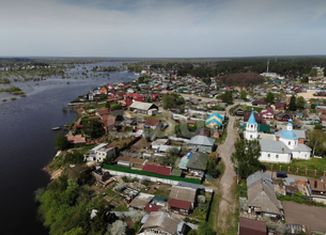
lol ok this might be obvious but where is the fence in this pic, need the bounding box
[265,164,326,178]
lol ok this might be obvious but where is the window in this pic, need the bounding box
[267,154,271,158]
[250,135,253,139]
[251,124,253,128]
[288,141,291,145]
[276,154,279,159]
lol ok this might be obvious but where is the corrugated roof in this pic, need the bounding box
[141,211,181,235]
[189,135,215,146]
[259,139,291,154]
[239,217,267,235]
[143,164,171,176]
[186,152,208,171]
[169,186,196,203]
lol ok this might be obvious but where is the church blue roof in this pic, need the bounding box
[278,130,298,140]
[248,111,257,125]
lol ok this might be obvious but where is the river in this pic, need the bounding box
[0,66,137,235]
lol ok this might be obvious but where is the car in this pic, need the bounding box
[276,171,288,178]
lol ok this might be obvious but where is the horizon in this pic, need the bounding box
[1,0,326,57]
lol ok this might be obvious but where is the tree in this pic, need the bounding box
[265,92,275,104]
[240,89,248,101]
[232,139,263,179]
[296,96,306,110]
[207,157,221,178]
[81,117,105,139]
[288,95,297,111]
[162,93,185,110]
[221,91,233,105]
[55,132,72,150]
[307,129,326,157]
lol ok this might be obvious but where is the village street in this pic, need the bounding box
[216,106,238,233]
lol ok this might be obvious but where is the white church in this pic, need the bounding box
[244,111,311,163]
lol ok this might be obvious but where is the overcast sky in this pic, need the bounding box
[1,0,326,57]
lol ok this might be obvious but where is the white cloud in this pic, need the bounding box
[0,0,325,56]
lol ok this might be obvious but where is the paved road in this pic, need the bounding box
[216,112,238,232]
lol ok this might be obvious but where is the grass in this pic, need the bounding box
[264,157,326,178]
[0,78,10,84]
[0,86,25,96]
[278,192,326,207]
[102,163,201,184]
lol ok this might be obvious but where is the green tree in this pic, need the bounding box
[162,93,185,110]
[55,132,72,150]
[240,89,248,101]
[81,117,105,139]
[296,96,306,110]
[309,67,318,77]
[265,92,275,104]
[307,129,326,157]
[232,139,263,179]
[221,91,233,105]
[288,95,297,111]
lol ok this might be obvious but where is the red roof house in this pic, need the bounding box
[239,217,267,235]
[142,164,171,176]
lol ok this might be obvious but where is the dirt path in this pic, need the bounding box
[216,115,237,233]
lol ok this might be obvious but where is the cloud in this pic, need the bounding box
[0,0,325,57]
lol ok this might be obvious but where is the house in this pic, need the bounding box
[247,171,283,218]
[138,211,189,235]
[205,112,224,128]
[275,112,292,122]
[168,186,197,215]
[142,164,172,176]
[273,102,287,111]
[239,217,267,235]
[308,176,326,196]
[92,168,112,186]
[85,143,117,163]
[252,99,267,106]
[260,107,274,119]
[129,101,158,115]
[66,134,86,144]
[188,135,215,153]
[144,117,160,129]
[179,152,208,179]
[129,193,154,210]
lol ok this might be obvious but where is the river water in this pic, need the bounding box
[0,66,136,235]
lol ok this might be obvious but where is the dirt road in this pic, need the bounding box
[216,115,237,233]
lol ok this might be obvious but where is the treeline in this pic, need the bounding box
[217,72,264,87]
[147,56,326,78]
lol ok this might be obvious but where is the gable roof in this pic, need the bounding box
[205,112,224,127]
[186,152,208,171]
[168,198,192,210]
[188,135,215,146]
[247,171,282,215]
[130,101,158,111]
[140,211,181,235]
[143,164,171,176]
[259,139,291,154]
[239,217,267,235]
[169,186,197,203]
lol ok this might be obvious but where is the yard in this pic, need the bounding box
[264,157,326,178]
[283,201,326,233]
